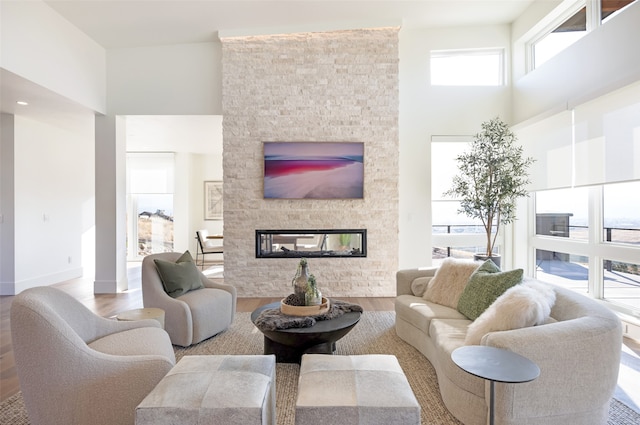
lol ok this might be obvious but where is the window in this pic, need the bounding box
[431,138,480,233]
[535,249,589,296]
[601,0,637,23]
[521,83,640,317]
[603,181,640,245]
[534,189,590,296]
[603,260,640,310]
[532,184,640,316]
[430,49,504,86]
[536,187,589,240]
[126,153,175,260]
[533,6,587,68]
[431,136,499,263]
[529,0,637,71]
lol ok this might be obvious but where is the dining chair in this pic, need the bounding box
[195,229,223,269]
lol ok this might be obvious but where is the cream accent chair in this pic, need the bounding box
[10,286,176,425]
[141,252,236,347]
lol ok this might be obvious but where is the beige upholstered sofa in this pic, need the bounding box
[11,286,176,425]
[395,262,623,425]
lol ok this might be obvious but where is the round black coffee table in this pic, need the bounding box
[250,301,361,363]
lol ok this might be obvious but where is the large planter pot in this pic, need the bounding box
[473,254,501,268]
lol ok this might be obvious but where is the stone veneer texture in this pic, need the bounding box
[221,28,399,297]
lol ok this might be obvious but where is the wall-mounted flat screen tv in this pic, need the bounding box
[263,141,364,199]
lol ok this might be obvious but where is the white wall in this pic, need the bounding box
[97,43,222,291]
[0,0,106,113]
[95,115,128,293]
[0,0,103,294]
[172,152,223,255]
[107,42,222,115]
[11,114,95,293]
[0,114,16,294]
[398,25,512,269]
[189,153,223,250]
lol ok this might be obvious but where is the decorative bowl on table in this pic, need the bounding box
[280,297,330,316]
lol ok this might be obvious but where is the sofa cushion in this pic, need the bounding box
[395,295,468,337]
[429,319,484,398]
[423,258,480,309]
[464,280,557,345]
[153,250,204,298]
[457,260,523,320]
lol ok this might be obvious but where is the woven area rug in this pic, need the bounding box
[2,311,640,425]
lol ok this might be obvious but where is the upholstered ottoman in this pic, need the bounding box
[136,355,276,425]
[295,354,420,425]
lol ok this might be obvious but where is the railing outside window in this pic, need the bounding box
[434,222,640,313]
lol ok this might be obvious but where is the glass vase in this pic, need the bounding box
[305,285,322,306]
[292,259,310,299]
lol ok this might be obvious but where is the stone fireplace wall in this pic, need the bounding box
[221,28,399,297]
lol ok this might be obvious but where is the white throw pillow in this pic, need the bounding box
[423,258,481,309]
[464,281,556,345]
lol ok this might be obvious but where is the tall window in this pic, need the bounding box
[431,136,498,263]
[126,153,175,260]
[534,188,590,295]
[430,49,505,86]
[602,181,640,310]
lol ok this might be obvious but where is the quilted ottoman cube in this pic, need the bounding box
[295,354,420,425]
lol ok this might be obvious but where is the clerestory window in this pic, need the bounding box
[530,0,637,70]
[430,48,505,86]
[532,4,587,69]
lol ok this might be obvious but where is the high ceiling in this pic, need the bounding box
[44,0,536,49]
[4,1,536,153]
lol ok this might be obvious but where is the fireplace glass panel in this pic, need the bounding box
[256,229,366,258]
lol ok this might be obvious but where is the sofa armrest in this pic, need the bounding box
[482,316,622,419]
[396,267,437,296]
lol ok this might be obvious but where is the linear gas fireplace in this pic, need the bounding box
[256,229,367,258]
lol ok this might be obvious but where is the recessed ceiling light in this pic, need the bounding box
[16,101,29,106]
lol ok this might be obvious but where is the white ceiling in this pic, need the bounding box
[4,0,536,153]
[44,0,535,49]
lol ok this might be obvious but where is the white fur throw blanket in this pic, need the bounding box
[464,280,556,345]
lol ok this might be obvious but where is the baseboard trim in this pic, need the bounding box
[1,268,83,295]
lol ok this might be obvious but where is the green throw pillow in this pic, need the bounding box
[456,260,523,320]
[153,250,204,298]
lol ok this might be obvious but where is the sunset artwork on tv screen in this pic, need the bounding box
[263,142,364,199]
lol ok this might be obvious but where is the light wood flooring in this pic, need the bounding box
[0,263,394,403]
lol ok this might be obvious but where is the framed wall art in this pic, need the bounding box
[263,141,364,199]
[204,181,223,220]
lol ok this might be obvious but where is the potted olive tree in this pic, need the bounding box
[444,117,534,267]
